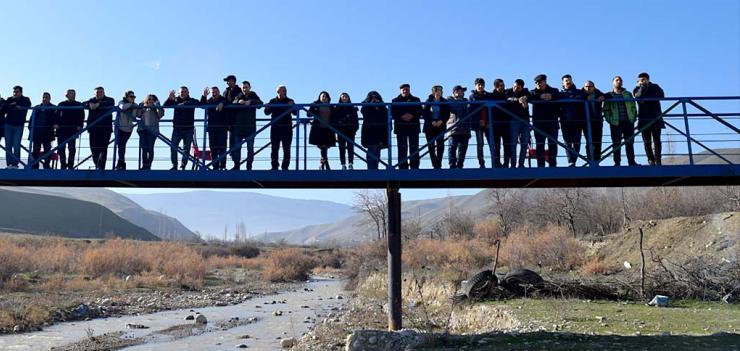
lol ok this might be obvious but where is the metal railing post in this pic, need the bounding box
[487,103,494,167]
[295,108,300,171]
[681,99,694,165]
[387,105,393,170]
[202,110,208,171]
[26,109,36,169]
[303,118,308,170]
[112,110,119,170]
[584,100,596,166]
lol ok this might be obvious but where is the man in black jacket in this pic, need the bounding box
[391,83,423,169]
[469,78,494,168]
[633,72,665,165]
[165,86,199,170]
[505,79,531,168]
[559,74,586,167]
[491,79,510,168]
[264,85,297,170]
[201,86,229,170]
[55,89,85,169]
[3,86,32,168]
[85,87,115,170]
[30,92,56,169]
[230,81,263,170]
[582,81,605,164]
[529,74,561,167]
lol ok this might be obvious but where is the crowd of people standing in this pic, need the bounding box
[0,72,666,171]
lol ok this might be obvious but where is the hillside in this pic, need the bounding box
[124,191,355,239]
[3,187,200,242]
[267,192,490,245]
[0,189,159,241]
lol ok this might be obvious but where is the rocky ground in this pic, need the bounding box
[0,268,297,334]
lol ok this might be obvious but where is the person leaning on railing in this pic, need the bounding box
[84,87,115,170]
[633,72,665,166]
[391,83,423,170]
[582,80,606,163]
[422,85,450,169]
[55,89,84,170]
[333,92,359,170]
[604,76,638,166]
[308,91,336,170]
[446,85,471,169]
[0,94,5,158]
[116,91,138,170]
[559,74,586,167]
[223,75,241,170]
[201,86,229,171]
[231,81,263,171]
[30,92,56,169]
[164,86,199,170]
[505,79,531,169]
[3,86,32,169]
[529,74,561,168]
[360,91,388,170]
[264,85,297,171]
[491,79,511,168]
[137,94,164,170]
[469,78,494,169]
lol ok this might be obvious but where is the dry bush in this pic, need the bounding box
[473,216,505,244]
[81,239,151,277]
[404,239,494,274]
[262,248,318,282]
[230,243,261,258]
[0,239,34,285]
[502,224,584,271]
[581,258,609,276]
[207,255,260,269]
[343,240,387,290]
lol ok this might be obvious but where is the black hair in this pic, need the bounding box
[339,92,352,103]
[315,91,331,103]
[638,72,650,79]
[514,79,525,86]
[13,86,22,92]
[363,90,384,103]
[242,81,251,87]
[561,74,572,80]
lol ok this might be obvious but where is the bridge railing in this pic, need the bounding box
[2,96,737,171]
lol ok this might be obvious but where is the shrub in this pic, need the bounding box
[262,248,317,282]
[502,224,584,271]
[582,258,609,276]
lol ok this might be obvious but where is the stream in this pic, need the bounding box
[0,277,345,351]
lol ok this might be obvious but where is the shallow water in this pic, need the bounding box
[0,277,344,351]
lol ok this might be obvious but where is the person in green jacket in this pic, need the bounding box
[603,76,638,166]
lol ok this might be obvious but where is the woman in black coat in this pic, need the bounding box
[360,91,389,170]
[308,91,336,170]
[332,92,359,170]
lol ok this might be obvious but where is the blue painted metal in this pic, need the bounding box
[3,96,737,189]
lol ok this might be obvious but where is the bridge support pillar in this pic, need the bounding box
[386,184,402,331]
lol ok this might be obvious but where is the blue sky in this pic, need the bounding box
[2,0,739,204]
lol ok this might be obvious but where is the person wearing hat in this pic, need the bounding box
[264,85,298,170]
[529,74,561,167]
[633,72,665,165]
[391,83,423,169]
[446,85,471,168]
[422,85,450,169]
[469,78,494,168]
[505,79,531,168]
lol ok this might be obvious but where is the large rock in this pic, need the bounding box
[194,314,208,325]
[280,337,297,348]
[345,330,423,351]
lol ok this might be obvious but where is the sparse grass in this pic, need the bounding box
[487,298,739,336]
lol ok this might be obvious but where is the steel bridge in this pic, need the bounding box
[1,95,738,330]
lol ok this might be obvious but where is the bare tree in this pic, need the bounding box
[353,190,388,240]
[486,189,526,236]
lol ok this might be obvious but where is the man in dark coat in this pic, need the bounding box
[55,89,85,169]
[3,86,32,168]
[633,72,665,165]
[231,81,263,170]
[30,92,56,169]
[505,79,531,168]
[422,85,450,169]
[559,74,586,167]
[264,85,298,170]
[391,83,423,169]
[582,81,606,164]
[201,86,230,170]
[84,87,115,170]
[164,86,200,170]
[469,78,494,168]
[529,74,561,167]
[491,79,511,168]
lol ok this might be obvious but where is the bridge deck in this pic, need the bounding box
[0,164,736,189]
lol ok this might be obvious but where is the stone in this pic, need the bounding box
[280,337,297,348]
[236,344,248,349]
[13,325,21,333]
[335,295,344,300]
[273,310,283,316]
[194,314,208,325]
[368,336,378,344]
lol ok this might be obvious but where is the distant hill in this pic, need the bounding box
[267,192,491,246]
[662,148,740,165]
[124,191,355,240]
[0,188,158,241]
[3,187,200,242]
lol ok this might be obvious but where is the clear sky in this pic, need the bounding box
[2,0,739,204]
